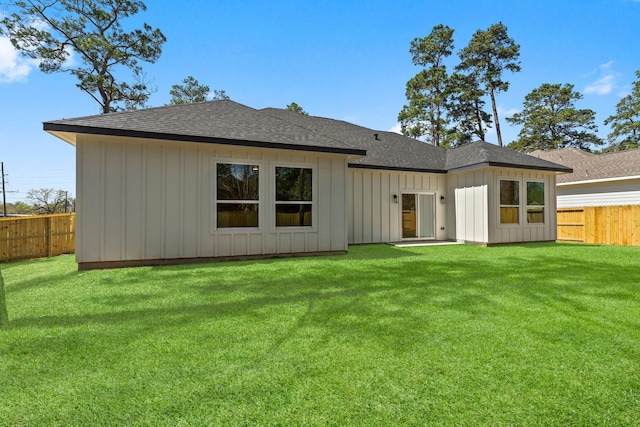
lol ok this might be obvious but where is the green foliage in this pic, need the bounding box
[211,89,230,101]
[285,102,308,115]
[398,25,455,147]
[603,70,640,152]
[168,76,210,104]
[26,188,74,214]
[0,0,166,113]
[458,22,521,146]
[1,243,640,425]
[506,83,603,152]
[446,72,492,144]
[399,24,494,148]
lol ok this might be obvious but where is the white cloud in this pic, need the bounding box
[584,61,617,95]
[498,107,519,117]
[0,36,39,83]
[388,123,402,134]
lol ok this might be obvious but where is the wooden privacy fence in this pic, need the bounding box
[0,213,75,262]
[557,205,640,246]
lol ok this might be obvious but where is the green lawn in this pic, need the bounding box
[1,243,639,426]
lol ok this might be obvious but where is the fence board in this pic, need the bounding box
[0,213,75,262]
[557,205,640,246]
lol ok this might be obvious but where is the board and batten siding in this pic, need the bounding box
[348,168,448,243]
[449,167,558,245]
[557,178,640,208]
[76,135,350,265]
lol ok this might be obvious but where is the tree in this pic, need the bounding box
[603,70,640,152]
[398,24,455,147]
[211,89,230,101]
[446,72,492,145]
[26,188,74,214]
[458,22,521,146]
[286,102,308,115]
[169,76,209,104]
[1,0,166,113]
[506,83,603,152]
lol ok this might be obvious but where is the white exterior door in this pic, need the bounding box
[402,193,435,239]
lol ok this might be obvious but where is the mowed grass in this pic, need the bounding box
[1,243,639,426]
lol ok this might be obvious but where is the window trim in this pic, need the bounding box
[497,176,547,228]
[213,160,262,231]
[272,162,317,231]
[498,178,521,227]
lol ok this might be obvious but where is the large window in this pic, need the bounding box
[216,163,259,228]
[526,181,545,224]
[275,166,312,227]
[499,179,519,224]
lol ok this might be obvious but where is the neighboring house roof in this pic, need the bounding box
[530,148,640,184]
[44,100,571,174]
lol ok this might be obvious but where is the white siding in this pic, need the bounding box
[448,167,558,245]
[557,178,640,207]
[488,167,557,244]
[449,170,488,244]
[348,168,448,243]
[76,135,349,264]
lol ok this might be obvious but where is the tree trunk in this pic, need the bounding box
[489,88,503,146]
[474,99,485,141]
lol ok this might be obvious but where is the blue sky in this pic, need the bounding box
[1,0,639,203]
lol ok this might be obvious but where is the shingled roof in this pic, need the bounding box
[530,148,640,183]
[447,140,573,173]
[260,107,447,172]
[44,100,366,156]
[44,100,570,174]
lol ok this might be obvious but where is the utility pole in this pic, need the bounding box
[0,162,18,218]
[1,162,7,218]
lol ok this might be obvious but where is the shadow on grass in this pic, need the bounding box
[6,244,640,354]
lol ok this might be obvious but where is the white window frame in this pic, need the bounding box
[213,160,262,231]
[272,162,317,231]
[498,177,522,227]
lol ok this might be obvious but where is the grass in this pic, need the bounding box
[1,242,639,426]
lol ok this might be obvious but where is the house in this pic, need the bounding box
[531,148,640,246]
[530,148,640,208]
[44,100,571,269]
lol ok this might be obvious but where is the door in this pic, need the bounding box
[402,193,435,239]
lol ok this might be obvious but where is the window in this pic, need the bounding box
[275,166,312,227]
[499,179,519,224]
[216,163,259,228]
[526,181,545,224]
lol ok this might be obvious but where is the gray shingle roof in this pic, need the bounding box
[448,141,573,173]
[260,108,447,172]
[531,148,640,183]
[44,100,366,156]
[44,100,571,174]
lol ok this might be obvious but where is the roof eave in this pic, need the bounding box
[43,122,367,157]
[446,161,573,174]
[348,163,447,174]
[557,174,640,186]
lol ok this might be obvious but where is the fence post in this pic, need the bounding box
[47,216,53,258]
